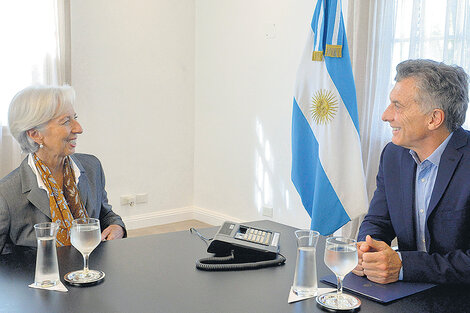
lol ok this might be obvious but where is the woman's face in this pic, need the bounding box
[39,104,83,159]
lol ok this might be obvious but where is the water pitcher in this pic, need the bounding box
[34,222,60,287]
[292,229,320,296]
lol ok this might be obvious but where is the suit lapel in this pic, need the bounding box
[427,129,465,219]
[401,149,417,249]
[20,157,51,219]
[27,188,51,218]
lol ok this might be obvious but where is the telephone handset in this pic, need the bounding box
[195,221,286,271]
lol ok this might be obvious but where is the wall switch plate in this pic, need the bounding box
[136,193,148,204]
[262,206,273,217]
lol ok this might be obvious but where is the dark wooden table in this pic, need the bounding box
[0,220,467,313]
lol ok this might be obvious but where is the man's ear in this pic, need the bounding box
[428,109,445,130]
[26,129,43,144]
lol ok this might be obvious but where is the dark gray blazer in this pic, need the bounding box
[0,153,126,253]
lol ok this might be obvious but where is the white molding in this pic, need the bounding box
[191,206,244,226]
[121,206,244,230]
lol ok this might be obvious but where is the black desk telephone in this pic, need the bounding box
[195,221,286,271]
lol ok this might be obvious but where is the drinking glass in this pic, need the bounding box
[65,218,105,284]
[34,222,60,287]
[317,237,361,310]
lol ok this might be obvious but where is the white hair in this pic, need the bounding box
[8,85,76,153]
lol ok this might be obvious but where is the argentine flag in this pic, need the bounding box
[291,0,367,235]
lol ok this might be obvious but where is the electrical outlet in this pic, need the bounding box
[120,194,136,206]
[262,206,273,218]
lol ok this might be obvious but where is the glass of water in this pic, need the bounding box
[317,237,361,310]
[65,218,105,285]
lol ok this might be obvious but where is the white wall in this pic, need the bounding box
[71,0,195,221]
[71,0,314,229]
[194,0,312,229]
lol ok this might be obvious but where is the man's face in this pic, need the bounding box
[382,77,432,151]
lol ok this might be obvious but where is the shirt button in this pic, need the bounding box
[422,239,426,243]
[420,209,424,214]
[421,178,426,183]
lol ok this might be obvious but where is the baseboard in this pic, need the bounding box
[191,206,244,226]
[122,206,244,230]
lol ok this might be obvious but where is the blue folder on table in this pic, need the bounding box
[320,273,436,303]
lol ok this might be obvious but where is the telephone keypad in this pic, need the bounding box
[235,226,273,246]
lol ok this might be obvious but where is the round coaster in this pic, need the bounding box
[64,270,105,286]
[316,292,361,311]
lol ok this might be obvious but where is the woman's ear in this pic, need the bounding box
[26,129,43,145]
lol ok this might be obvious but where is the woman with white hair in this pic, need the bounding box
[0,85,125,253]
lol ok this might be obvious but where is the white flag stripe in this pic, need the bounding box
[294,29,367,219]
[331,0,341,45]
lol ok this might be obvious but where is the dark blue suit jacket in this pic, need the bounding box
[358,127,470,284]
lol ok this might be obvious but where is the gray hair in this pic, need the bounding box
[8,85,76,153]
[395,59,469,132]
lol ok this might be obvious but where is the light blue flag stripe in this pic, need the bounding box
[292,98,351,235]
[311,0,324,53]
[325,0,344,46]
[324,33,360,133]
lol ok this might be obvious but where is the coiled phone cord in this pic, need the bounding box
[195,251,286,271]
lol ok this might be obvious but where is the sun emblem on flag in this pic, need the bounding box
[310,89,338,125]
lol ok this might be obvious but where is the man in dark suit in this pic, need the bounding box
[354,59,470,284]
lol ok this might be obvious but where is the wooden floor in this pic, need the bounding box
[127,219,213,238]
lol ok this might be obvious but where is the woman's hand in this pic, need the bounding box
[101,224,125,241]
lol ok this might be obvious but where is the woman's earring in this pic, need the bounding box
[39,143,44,149]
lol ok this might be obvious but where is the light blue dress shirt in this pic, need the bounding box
[397,132,453,280]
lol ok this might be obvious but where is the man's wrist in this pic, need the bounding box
[396,251,404,280]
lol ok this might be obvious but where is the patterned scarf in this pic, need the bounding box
[33,153,89,246]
